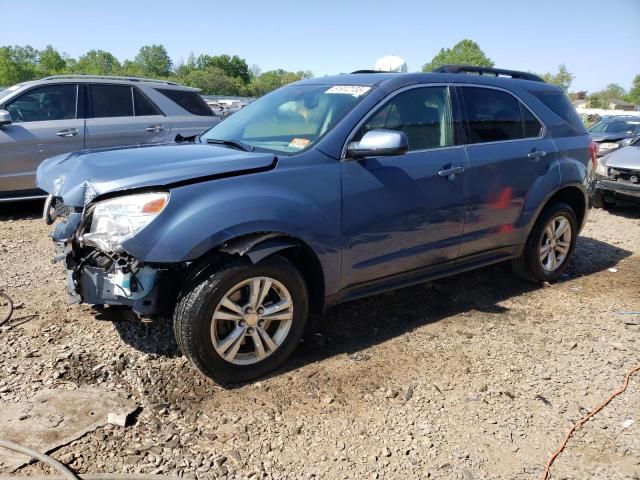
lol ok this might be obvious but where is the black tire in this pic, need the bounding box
[174,255,308,384]
[512,202,578,283]
[593,191,615,210]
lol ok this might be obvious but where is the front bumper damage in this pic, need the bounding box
[595,175,640,204]
[48,199,173,317]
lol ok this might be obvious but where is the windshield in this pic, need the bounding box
[200,84,372,154]
[589,119,640,134]
[0,84,22,104]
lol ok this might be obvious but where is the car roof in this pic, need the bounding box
[294,71,562,93]
[13,75,200,92]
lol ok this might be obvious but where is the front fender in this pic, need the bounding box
[122,156,342,295]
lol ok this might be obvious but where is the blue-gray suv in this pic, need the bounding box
[37,65,595,383]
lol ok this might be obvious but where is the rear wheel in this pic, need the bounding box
[174,256,308,384]
[512,202,578,282]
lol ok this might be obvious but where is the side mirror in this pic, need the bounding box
[347,129,408,158]
[0,109,12,126]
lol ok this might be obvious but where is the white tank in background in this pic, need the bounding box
[373,56,408,73]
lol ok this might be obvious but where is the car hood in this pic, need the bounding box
[603,146,640,170]
[589,132,633,142]
[36,143,278,207]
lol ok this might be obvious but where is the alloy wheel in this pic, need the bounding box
[539,215,572,272]
[211,277,294,365]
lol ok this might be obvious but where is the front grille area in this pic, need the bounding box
[609,167,640,184]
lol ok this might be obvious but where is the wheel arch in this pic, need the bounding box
[539,184,588,232]
[185,232,327,315]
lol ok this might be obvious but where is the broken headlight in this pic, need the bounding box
[595,156,608,177]
[81,192,169,252]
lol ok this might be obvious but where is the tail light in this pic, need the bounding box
[588,140,599,169]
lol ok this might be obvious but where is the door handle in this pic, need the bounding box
[145,124,165,132]
[438,165,465,180]
[56,128,78,137]
[527,150,547,159]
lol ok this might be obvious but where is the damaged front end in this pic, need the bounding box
[45,191,177,318]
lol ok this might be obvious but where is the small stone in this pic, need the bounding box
[214,456,227,467]
[107,412,129,427]
[228,450,242,464]
[165,436,180,449]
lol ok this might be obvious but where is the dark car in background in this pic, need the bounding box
[37,66,593,383]
[0,75,219,201]
[588,115,640,157]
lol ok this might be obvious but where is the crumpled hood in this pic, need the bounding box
[36,143,277,206]
[603,146,640,170]
[589,132,633,142]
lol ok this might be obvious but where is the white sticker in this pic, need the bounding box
[325,85,371,97]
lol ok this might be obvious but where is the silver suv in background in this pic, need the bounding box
[0,75,220,201]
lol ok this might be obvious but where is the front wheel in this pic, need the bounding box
[512,202,578,283]
[174,256,308,384]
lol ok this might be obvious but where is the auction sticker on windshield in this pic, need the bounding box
[288,138,311,149]
[325,86,371,97]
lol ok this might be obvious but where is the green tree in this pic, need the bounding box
[179,67,245,95]
[422,39,494,72]
[119,60,146,77]
[248,69,312,96]
[195,54,251,84]
[604,83,627,100]
[75,49,121,75]
[174,52,197,78]
[628,74,640,106]
[587,83,629,109]
[134,44,172,77]
[540,64,574,92]
[37,45,66,76]
[0,45,39,84]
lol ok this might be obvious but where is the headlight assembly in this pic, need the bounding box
[595,157,608,177]
[81,192,169,252]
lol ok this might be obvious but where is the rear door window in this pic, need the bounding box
[90,84,133,118]
[154,88,213,116]
[461,87,524,143]
[5,84,77,123]
[531,90,586,133]
[133,88,163,116]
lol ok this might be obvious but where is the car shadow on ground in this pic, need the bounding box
[0,199,45,221]
[108,234,631,384]
[601,204,640,219]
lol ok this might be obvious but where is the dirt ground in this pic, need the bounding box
[0,201,639,480]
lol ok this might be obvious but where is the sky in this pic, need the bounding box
[1,0,638,92]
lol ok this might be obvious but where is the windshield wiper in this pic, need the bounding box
[206,138,254,152]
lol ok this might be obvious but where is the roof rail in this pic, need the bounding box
[41,74,180,86]
[350,69,387,74]
[433,65,545,82]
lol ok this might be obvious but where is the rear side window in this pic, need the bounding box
[5,84,76,122]
[522,105,543,138]
[531,91,586,133]
[133,88,163,116]
[461,87,524,143]
[155,88,213,116]
[90,85,133,118]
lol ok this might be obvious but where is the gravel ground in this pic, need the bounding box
[0,201,639,480]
